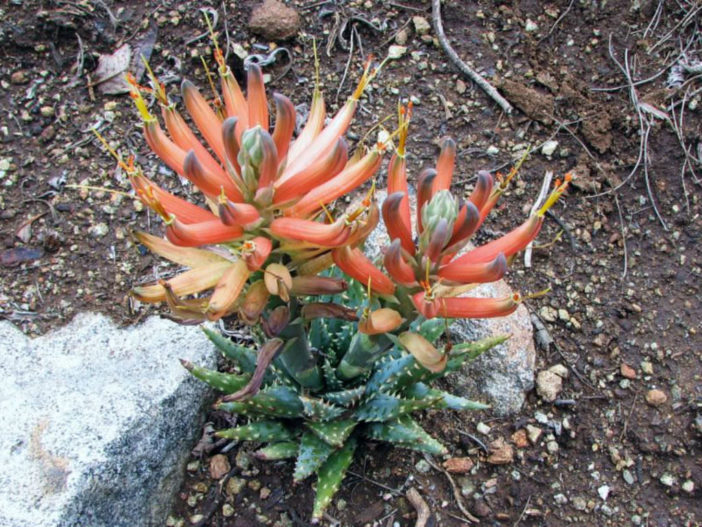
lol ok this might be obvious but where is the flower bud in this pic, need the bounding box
[419,190,458,253]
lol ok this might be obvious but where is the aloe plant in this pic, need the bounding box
[187,278,506,521]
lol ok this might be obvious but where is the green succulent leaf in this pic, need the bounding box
[305,419,357,448]
[312,437,357,521]
[216,420,293,442]
[364,415,447,455]
[294,431,336,482]
[202,327,257,373]
[322,358,345,391]
[300,395,346,422]
[446,335,510,370]
[416,318,447,344]
[404,383,490,411]
[217,385,303,418]
[322,385,366,407]
[354,393,442,422]
[254,441,299,460]
[182,360,251,394]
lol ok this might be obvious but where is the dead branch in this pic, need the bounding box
[431,0,513,114]
[406,488,431,527]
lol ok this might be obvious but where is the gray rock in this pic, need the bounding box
[363,190,535,416]
[0,313,217,527]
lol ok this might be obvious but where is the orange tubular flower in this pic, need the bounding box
[438,294,521,319]
[166,217,244,247]
[242,237,272,271]
[438,253,508,284]
[207,259,250,320]
[383,239,416,285]
[332,246,396,296]
[382,192,414,254]
[358,308,403,335]
[432,137,456,193]
[269,217,350,247]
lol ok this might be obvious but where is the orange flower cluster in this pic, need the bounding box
[126,51,383,320]
[333,105,571,321]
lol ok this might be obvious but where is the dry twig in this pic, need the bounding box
[406,488,431,527]
[431,0,513,114]
[422,454,479,523]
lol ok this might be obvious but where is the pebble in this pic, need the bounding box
[540,306,558,322]
[387,45,407,59]
[525,19,538,32]
[622,469,635,485]
[189,514,203,524]
[511,429,529,448]
[248,479,261,491]
[645,389,667,407]
[641,361,654,375]
[209,454,230,480]
[536,370,563,402]
[412,16,431,35]
[526,424,542,444]
[226,477,246,497]
[572,496,587,511]
[620,363,636,379]
[235,449,252,470]
[541,140,558,156]
[534,411,549,424]
[260,487,271,499]
[659,473,675,487]
[597,484,610,501]
[222,504,234,517]
[394,27,409,45]
[558,308,570,322]
[554,493,568,505]
[682,480,694,493]
[486,438,514,465]
[186,460,199,472]
[89,223,109,238]
[486,145,500,155]
[546,440,559,454]
[40,106,55,118]
[415,459,430,473]
[476,422,491,435]
[443,457,474,474]
[455,79,467,94]
[10,70,29,84]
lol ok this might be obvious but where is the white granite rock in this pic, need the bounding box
[0,313,217,527]
[364,189,535,415]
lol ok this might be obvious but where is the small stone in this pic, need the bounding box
[476,422,491,435]
[511,429,529,448]
[541,140,558,156]
[486,438,513,465]
[387,45,407,59]
[558,308,570,321]
[546,440,559,454]
[415,459,430,473]
[682,480,694,493]
[540,306,558,322]
[40,106,55,118]
[222,503,235,517]
[486,145,500,155]
[659,473,675,487]
[640,361,654,375]
[456,79,467,94]
[443,457,474,474]
[622,469,635,485]
[548,364,569,379]
[209,454,230,480]
[89,223,109,238]
[645,389,667,407]
[248,0,301,41]
[597,484,610,501]
[572,496,587,511]
[526,425,542,444]
[248,479,261,491]
[10,70,29,84]
[412,16,431,35]
[189,514,203,524]
[525,19,538,32]
[534,411,549,424]
[235,449,252,470]
[186,461,200,472]
[536,370,563,402]
[554,493,568,505]
[395,28,409,45]
[226,477,246,496]
[260,487,271,499]
[620,363,636,379]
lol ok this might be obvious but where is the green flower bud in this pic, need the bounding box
[419,190,458,251]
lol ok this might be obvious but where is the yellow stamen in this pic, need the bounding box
[141,56,169,105]
[92,129,132,173]
[537,173,572,216]
[126,73,154,122]
[200,56,224,117]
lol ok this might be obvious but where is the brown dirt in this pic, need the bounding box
[1,1,700,526]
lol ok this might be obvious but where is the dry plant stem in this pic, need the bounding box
[512,495,532,526]
[539,0,575,43]
[431,0,513,114]
[406,488,431,527]
[524,171,553,268]
[422,454,479,523]
[620,391,639,442]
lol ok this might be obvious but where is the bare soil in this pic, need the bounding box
[1,1,700,526]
